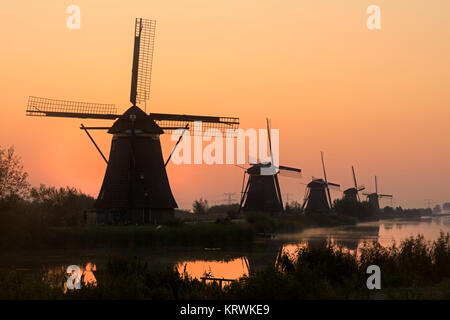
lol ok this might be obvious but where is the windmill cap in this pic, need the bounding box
[246,162,273,175]
[343,187,357,194]
[109,106,163,134]
[307,179,326,187]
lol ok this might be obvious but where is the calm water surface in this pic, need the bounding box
[3,215,449,285]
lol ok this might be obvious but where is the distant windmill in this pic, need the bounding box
[26,18,239,224]
[343,166,365,202]
[301,152,340,214]
[237,119,301,214]
[362,176,392,210]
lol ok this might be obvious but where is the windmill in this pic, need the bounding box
[362,176,392,210]
[26,18,239,224]
[301,152,340,214]
[237,119,301,214]
[343,166,365,202]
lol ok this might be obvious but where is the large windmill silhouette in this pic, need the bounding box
[26,18,239,224]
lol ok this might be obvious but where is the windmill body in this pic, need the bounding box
[343,166,365,203]
[367,193,381,210]
[343,188,358,202]
[363,176,392,211]
[238,119,301,214]
[303,179,332,214]
[241,165,284,213]
[302,152,340,214]
[95,106,177,223]
[26,18,239,224]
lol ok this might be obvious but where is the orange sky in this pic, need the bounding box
[1,1,449,209]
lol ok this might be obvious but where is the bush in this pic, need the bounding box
[245,212,276,233]
[215,217,232,224]
[163,218,184,227]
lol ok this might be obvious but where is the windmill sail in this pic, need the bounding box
[343,165,363,202]
[26,96,118,119]
[150,113,239,137]
[327,182,340,188]
[375,176,378,194]
[277,165,302,178]
[130,18,156,107]
[352,166,358,189]
[321,151,332,206]
[267,118,274,167]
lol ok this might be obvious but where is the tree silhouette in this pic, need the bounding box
[30,184,95,226]
[193,198,209,215]
[0,146,29,201]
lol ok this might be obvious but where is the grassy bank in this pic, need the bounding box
[245,211,358,234]
[0,223,256,250]
[0,209,358,251]
[0,206,420,251]
[1,233,449,299]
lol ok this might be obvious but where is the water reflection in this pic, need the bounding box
[280,216,450,258]
[176,216,450,278]
[176,257,249,283]
[83,262,97,287]
[43,262,97,293]
[378,216,450,246]
[6,216,450,288]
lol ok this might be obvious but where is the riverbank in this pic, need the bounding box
[0,223,256,251]
[1,210,434,251]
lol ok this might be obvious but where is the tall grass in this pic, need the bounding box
[359,232,450,286]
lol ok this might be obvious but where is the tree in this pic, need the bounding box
[0,146,29,201]
[333,198,376,218]
[30,184,95,226]
[433,205,442,214]
[192,198,209,215]
[443,203,450,212]
[285,201,303,214]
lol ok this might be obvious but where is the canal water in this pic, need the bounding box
[2,215,450,286]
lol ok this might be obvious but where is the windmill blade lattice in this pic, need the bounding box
[277,165,302,179]
[130,18,156,107]
[327,182,341,190]
[150,113,239,137]
[26,96,118,120]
